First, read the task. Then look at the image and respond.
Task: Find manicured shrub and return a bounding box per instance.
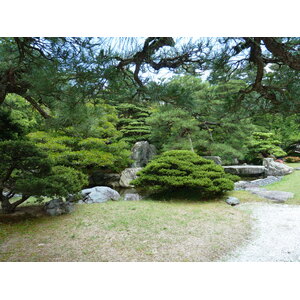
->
[131,150,235,197]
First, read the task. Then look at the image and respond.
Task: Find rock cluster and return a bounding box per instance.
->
[263,158,294,176]
[202,156,222,165]
[224,158,294,177]
[234,174,294,202]
[44,199,74,216]
[234,176,283,190]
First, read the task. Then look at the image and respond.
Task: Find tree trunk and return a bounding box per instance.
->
[0,194,29,214]
[0,196,15,214]
[187,133,195,153]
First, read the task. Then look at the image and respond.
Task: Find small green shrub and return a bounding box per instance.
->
[131,150,235,197]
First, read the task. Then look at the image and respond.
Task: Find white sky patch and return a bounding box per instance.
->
[139,67,211,84]
[265,64,274,73]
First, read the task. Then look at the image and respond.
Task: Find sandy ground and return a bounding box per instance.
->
[222,202,300,262]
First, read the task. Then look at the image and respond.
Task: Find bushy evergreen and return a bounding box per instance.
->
[28,102,132,173]
[246,132,287,162]
[131,150,236,196]
[116,103,151,144]
[147,106,199,152]
[0,140,87,213]
[147,77,257,163]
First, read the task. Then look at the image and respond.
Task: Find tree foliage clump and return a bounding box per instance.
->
[28,130,131,174]
[28,102,132,173]
[246,132,287,162]
[147,106,199,152]
[131,150,236,196]
[116,103,151,144]
[0,140,88,213]
[146,76,257,163]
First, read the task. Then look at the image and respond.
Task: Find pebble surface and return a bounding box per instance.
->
[223,202,300,262]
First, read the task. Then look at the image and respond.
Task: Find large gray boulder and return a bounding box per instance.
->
[44,199,74,216]
[224,165,266,176]
[81,186,120,203]
[263,158,294,176]
[131,141,157,167]
[202,156,222,165]
[119,167,142,188]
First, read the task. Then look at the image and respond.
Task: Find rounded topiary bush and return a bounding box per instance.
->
[131,150,237,197]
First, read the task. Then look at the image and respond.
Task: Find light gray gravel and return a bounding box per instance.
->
[222,202,300,262]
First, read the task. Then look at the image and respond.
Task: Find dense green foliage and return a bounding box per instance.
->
[245,132,287,162]
[131,150,237,196]
[0,140,87,213]
[147,76,257,164]
[116,103,151,144]
[147,106,199,152]
[28,102,132,173]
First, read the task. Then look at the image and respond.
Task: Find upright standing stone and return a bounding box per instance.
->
[131,141,157,167]
[119,168,142,188]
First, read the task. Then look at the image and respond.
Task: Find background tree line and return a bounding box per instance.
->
[1,37,300,212]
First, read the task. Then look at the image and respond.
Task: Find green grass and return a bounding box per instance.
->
[0,198,252,262]
[264,163,300,204]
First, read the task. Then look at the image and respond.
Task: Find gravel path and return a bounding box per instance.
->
[223,202,300,262]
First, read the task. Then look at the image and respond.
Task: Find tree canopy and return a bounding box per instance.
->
[2,37,300,117]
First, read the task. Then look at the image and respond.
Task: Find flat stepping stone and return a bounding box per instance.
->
[246,187,294,202]
[224,165,266,176]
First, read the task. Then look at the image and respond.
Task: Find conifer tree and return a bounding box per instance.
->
[116,103,151,144]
